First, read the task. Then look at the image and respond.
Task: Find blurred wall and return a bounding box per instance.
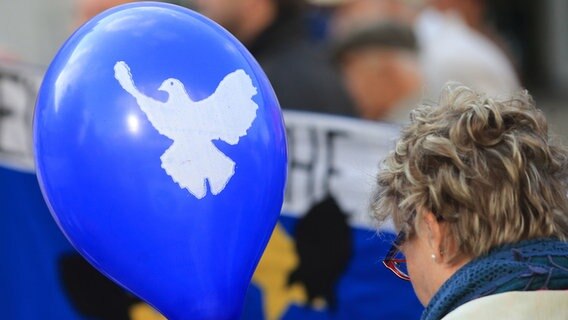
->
[0,0,75,66]
[545,0,568,91]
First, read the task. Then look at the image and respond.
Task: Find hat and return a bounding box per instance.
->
[331,21,418,64]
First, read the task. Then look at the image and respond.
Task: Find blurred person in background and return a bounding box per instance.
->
[416,0,520,98]
[373,83,568,319]
[196,0,355,116]
[75,0,133,25]
[328,0,520,98]
[332,20,422,122]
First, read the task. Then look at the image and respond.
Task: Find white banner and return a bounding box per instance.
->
[0,61,41,172]
[283,111,399,231]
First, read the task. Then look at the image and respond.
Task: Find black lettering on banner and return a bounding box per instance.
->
[0,65,39,157]
[322,129,348,196]
[285,122,348,207]
[285,125,319,203]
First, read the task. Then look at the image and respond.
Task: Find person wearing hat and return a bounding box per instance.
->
[333,21,422,122]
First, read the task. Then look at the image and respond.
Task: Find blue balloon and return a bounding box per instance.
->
[33,3,287,319]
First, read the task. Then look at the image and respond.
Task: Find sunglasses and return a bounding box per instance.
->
[382,230,410,281]
[383,211,444,280]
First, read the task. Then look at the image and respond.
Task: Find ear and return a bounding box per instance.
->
[422,211,444,257]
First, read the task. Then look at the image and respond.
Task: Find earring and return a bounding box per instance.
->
[431,253,436,261]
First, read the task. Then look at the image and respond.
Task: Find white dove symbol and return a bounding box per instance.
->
[114,61,259,199]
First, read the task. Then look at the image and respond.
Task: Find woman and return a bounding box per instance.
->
[373,84,568,319]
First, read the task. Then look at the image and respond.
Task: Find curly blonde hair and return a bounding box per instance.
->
[373,84,568,262]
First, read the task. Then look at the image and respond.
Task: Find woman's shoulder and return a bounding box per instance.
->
[442,290,568,320]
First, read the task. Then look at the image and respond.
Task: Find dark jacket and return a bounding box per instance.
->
[247,14,355,116]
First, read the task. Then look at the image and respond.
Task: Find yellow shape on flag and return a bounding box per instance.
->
[129,303,166,320]
[130,223,308,320]
[252,223,308,320]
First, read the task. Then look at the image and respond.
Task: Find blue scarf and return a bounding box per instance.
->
[421,238,568,320]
